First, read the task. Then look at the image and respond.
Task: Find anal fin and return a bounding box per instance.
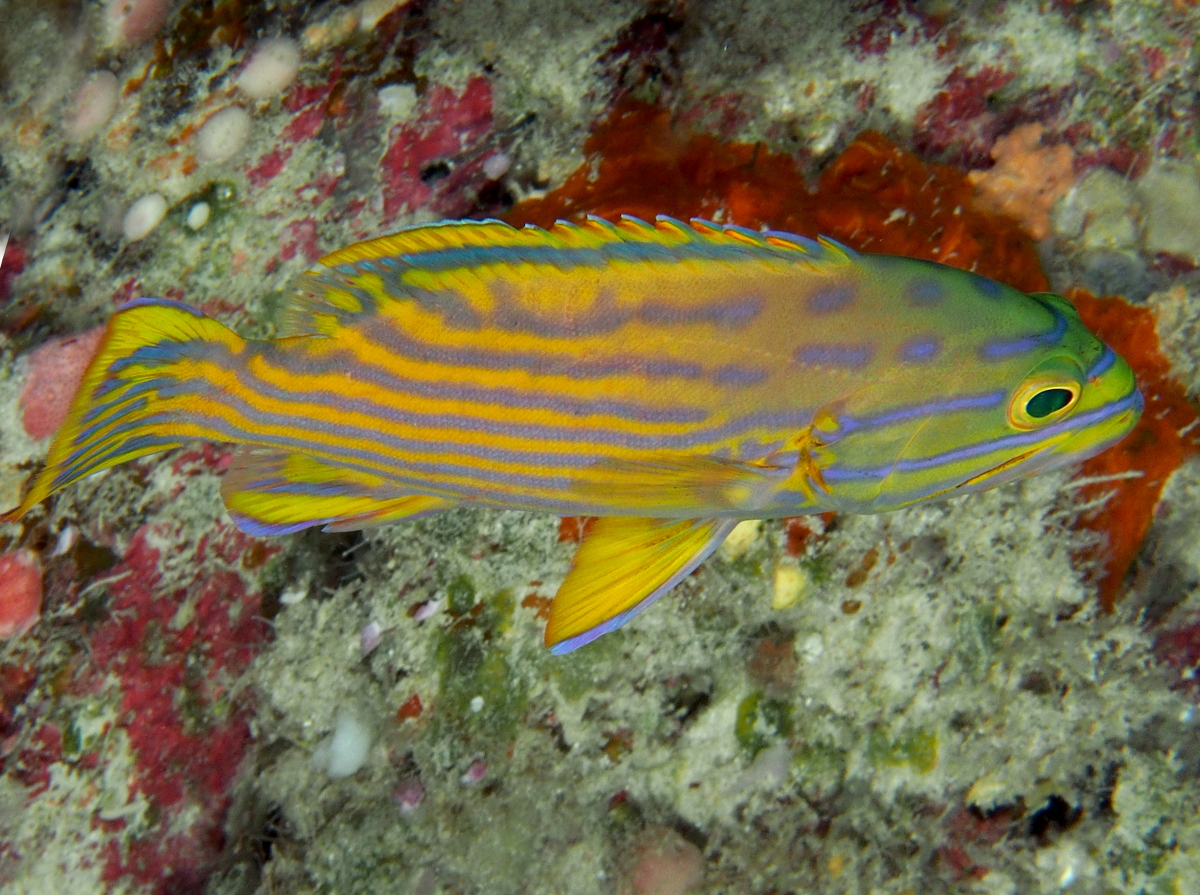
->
[545,516,737,654]
[220,446,453,535]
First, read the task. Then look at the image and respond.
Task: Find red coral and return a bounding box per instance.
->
[783,513,835,557]
[0,237,26,304]
[1068,290,1200,611]
[0,664,37,740]
[847,0,944,58]
[11,723,61,795]
[397,694,423,721]
[82,522,272,893]
[913,65,1016,165]
[279,218,322,263]
[378,76,493,221]
[169,443,234,478]
[1156,620,1200,693]
[508,101,1047,291]
[599,8,684,101]
[282,102,327,143]
[298,170,343,206]
[245,146,293,188]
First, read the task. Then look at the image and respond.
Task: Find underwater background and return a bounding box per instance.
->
[2,1,1200,893]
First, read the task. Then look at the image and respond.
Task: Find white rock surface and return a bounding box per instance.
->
[1136,160,1200,263]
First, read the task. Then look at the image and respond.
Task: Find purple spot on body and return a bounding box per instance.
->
[905,278,945,306]
[806,285,855,314]
[711,365,769,387]
[899,335,941,363]
[643,359,704,378]
[971,273,1004,298]
[979,335,1042,360]
[639,293,765,328]
[795,343,874,370]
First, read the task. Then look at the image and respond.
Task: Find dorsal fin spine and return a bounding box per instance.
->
[283,215,853,337]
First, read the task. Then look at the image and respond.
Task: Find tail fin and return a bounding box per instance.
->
[2,299,244,522]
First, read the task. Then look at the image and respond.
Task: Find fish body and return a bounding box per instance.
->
[4,216,1142,652]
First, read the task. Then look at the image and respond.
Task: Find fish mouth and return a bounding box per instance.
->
[954,444,1049,490]
[910,443,1055,505]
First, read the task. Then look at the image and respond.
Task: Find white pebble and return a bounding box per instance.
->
[66,71,120,142]
[314,713,372,778]
[412,597,444,622]
[377,83,417,119]
[185,202,211,230]
[771,561,808,610]
[460,758,486,785]
[122,193,168,241]
[195,106,252,163]
[105,0,169,47]
[731,741,791,795]
[279,582,308,605]
[237,37,301,100]
[469,695,484,713]
[482,152,511,181]
[719,519,762,560]
[359,620,382,656]
[53,525,79,557]
[359,0,408,31]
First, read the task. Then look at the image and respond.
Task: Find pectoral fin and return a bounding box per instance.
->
[221,446,453,535]
[545,516,737,654]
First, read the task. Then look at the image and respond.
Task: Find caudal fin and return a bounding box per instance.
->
[2,299,245,521]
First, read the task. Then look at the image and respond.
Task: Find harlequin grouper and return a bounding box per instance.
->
[3,216,1142,653]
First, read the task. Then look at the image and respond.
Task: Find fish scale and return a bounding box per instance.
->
[2,215,1141,653]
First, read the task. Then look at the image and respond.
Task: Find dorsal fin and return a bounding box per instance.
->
[279,216,852,337]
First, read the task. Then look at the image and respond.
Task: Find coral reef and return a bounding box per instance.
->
[967,123,1074,241]
[2,1,1200,894]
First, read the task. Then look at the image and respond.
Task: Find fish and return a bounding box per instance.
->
[2,215,1142,653]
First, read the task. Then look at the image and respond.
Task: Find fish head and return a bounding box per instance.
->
[824,289,1142,513]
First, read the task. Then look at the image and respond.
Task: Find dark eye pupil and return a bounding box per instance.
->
[1025,388,1073,419]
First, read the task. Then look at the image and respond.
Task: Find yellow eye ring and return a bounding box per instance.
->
[1008,378,1081,429]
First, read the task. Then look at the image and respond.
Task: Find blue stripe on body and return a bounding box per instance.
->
[249,347,811,452]
[824,388,1143,481]
[837,391,1007,434]
[1086,345,1115,378]
[978,305,1068,360]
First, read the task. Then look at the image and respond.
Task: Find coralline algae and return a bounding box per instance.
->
[0,551,42,638]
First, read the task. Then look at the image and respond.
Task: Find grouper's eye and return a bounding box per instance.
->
[1008,357,1083,430]
[1024,388,1075,418]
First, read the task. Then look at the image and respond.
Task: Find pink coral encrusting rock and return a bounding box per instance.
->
[625,827,705,895]
[88,520,276,891]
[105,0,170,47]
[0,551,42,639]
[967,123,1075,241]
[379,76,493,221]
[19,327,105,440]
